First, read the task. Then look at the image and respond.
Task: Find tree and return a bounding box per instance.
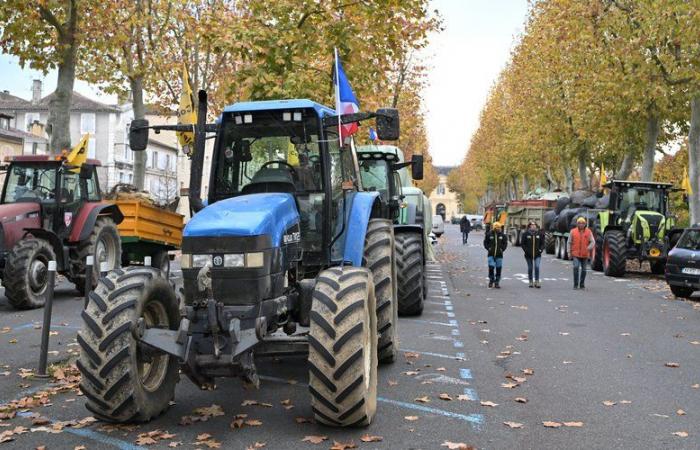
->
[0,0,80,153]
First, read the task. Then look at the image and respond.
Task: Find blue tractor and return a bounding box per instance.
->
[77,91,401,427]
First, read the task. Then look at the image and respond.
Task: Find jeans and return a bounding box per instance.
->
[525,256,541,281]
[462,231,469,243]
[573,257,588,287]
[488,256,503,281]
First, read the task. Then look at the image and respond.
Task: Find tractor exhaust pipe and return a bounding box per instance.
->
[189,90,208,214]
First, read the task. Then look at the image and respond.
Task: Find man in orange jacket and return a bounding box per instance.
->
[567,217,595,289]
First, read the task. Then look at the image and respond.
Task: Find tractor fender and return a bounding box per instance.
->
[69,203,124,243]
[341,191,380,266]
[22,228,67,271]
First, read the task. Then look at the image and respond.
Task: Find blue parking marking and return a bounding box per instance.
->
[447,312,455,318]
[459,368,472,379]
[453,340,464,348]
[451,329,460,336]
[463,388,479,401]
[377,397,484,429]
[445,305,453,311]
[399,349,466,360]
[12,322,80,331]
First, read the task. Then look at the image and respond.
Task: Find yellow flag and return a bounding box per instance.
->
[66,133,89,172]
[599,164,607,188]
[682,166,693,195]
[177,64,197,153]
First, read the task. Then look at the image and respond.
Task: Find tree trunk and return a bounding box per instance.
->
[564,166,574,193]
[131,76,147,190]
[641,114,659,181]
[617,152,634,180]
[522,176,529,195]
[512,176,519,200]
[689,95,700,224]
[47,29,77,154]
[577,145,589,190]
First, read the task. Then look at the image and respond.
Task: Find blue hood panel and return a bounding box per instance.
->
[184,193,299,247]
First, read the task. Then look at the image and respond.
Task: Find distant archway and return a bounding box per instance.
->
[436,203,446,220]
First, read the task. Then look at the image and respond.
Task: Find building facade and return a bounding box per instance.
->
[428,168,461,221]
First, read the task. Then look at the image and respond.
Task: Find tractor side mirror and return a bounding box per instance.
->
[129,119,150,151]
[411,154,424,180]
[376,108,400,141]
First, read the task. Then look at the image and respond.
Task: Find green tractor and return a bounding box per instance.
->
[356,145,430,316]
[592,180,682,277]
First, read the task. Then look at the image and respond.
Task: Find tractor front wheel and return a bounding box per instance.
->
[603,230,627,277]
[363,219,398,364]
[77,266,180,422]
[544,231,555,255]
[72,218,122,295]
[395,232,425,316]
[3,238,56,309]
[308,267,378,427]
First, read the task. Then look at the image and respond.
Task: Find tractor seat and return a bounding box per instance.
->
[241,168,297,195]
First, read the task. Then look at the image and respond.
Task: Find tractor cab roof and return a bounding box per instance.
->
[603,179,674,190]
[223,99,336,118]
[4,155,102,166]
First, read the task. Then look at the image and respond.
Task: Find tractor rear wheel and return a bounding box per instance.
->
[308,267,378,427]
[77,266,180,423]
[363,219,397,364]
[3,238,56,309]
[72,218,121,295]
[544,231,555,254]
[603,230,627,277]
[395,232,425,316]
[669,285,694,299]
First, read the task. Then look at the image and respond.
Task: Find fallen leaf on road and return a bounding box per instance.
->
[558,332,570,336]
[677,409,686,416]
[415,396,430,403]
[404,416,419,421]
[0,327,10,334]
[510,376,527,383]
[602,401,616,406]
[515,334,528,341]
[388,379,398,386]
[620,333,630,336]
[196,434,212,441]
[246,443,266,449]
[329,440,356,450]
[690,341,700,345]
[244,420,262,427]
[403,371,420,376]
[521,368,534,375]
[543,421,562,428]
[515,397,528,403]
[8,339,17,344]
[563,421,583,427]
[503,421,524,429]
[501,382,518,389]
[562,361,574,365]
[280,399,293,410]
[693,384,699,389]
[436,367,446,372]
[194,404,225,417]
[301,435,328,444]
[619,400,632,404]
[241,400,272,408]
[439,393,453,401]
[672,431,688,437]
[295,417,312,424]
[480,401,498,407]
[441,441,475,450]
[360,435,383,442]
[665,362,680,368]
[457,394,472,401]
[404,352,420,359]
[168,442,182,448]
[511,305,528,310]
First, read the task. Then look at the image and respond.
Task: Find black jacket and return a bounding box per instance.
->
[460,216,471,232]
[484,230,508,258]
[521,229,544,259]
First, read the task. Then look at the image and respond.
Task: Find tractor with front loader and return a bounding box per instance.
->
[592,180,683,277]
[78,91,402,427]
[0,156,123,308]
[356,145,429,316]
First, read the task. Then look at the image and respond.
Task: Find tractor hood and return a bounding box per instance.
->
[0,203,41,249]
[183,193,299,247]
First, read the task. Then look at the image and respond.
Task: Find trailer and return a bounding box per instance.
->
[114,199,184,272]
[505,199,556,246]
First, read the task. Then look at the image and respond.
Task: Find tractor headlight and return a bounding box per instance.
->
[245,252,264,268]
[224,254,245,267]
[192,254,212,267]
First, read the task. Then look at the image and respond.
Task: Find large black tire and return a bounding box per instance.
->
[591,226,604,272]
[152,250,171,274]
[603,230,627,277]
[3,238,56,309]
[363,220,398,364]
[395,232,425,316]
[308,267,377,427]
[650,260,665,275]
[669,285,694,299]
[554,235,562,259]
[545,231,555,255]
[77,266,180,423]
[71,217,122,295]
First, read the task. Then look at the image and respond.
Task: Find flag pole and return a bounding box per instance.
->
[334,48,343,148]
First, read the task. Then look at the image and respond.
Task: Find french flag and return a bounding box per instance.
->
[334,49,360,142]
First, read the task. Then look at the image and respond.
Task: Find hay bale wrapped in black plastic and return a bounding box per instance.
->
[569,190,594,206]
[567,208,597,229]
[595,194,610,209]
[555,196,570,214]
[543,210,557,231]
[582,194,598,208]
[556,208,580,232]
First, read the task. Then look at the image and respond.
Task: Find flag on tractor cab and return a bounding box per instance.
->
[682,166,693,195]
[333,49,359,144]
[369,127,378,142]
[177,64,197,155]
[599,164,607,189]
[66,133,89,172]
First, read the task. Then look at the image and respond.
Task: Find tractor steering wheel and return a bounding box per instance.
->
[35,185,54,199]
[261,160,297,177]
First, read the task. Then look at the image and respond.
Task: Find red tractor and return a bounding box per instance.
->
[0,156,123,309]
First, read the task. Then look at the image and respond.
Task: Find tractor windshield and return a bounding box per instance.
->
[359,160,389,197]
[1,164,58,204]
[618,188,664,216]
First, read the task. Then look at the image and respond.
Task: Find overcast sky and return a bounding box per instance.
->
[0,1,528,167]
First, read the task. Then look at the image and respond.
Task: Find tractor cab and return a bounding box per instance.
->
[605,180,674,245]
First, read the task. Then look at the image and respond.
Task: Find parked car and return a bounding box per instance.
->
[664,225,700,299]
[432,214,445,237]
[467,214,484,230]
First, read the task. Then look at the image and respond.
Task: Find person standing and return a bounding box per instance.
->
[521,221,544,288]
[484,222,508,288]
[460,215,471,244]
[567,217,595,289]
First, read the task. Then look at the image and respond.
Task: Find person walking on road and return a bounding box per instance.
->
[484,221,508,288]
[460,215,471,244]
[567,217,595,289]
[521,221,544,288]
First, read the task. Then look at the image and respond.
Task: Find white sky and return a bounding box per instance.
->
[0,1,529,167]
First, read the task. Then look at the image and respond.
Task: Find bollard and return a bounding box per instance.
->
[144,256,152,267]
[37,261,57,378]
[100,261,110,278]
[84,255,93,309]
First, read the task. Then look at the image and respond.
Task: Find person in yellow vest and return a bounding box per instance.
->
[567,217,595,289]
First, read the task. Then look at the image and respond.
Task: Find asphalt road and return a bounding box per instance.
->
[0,225,698,449]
